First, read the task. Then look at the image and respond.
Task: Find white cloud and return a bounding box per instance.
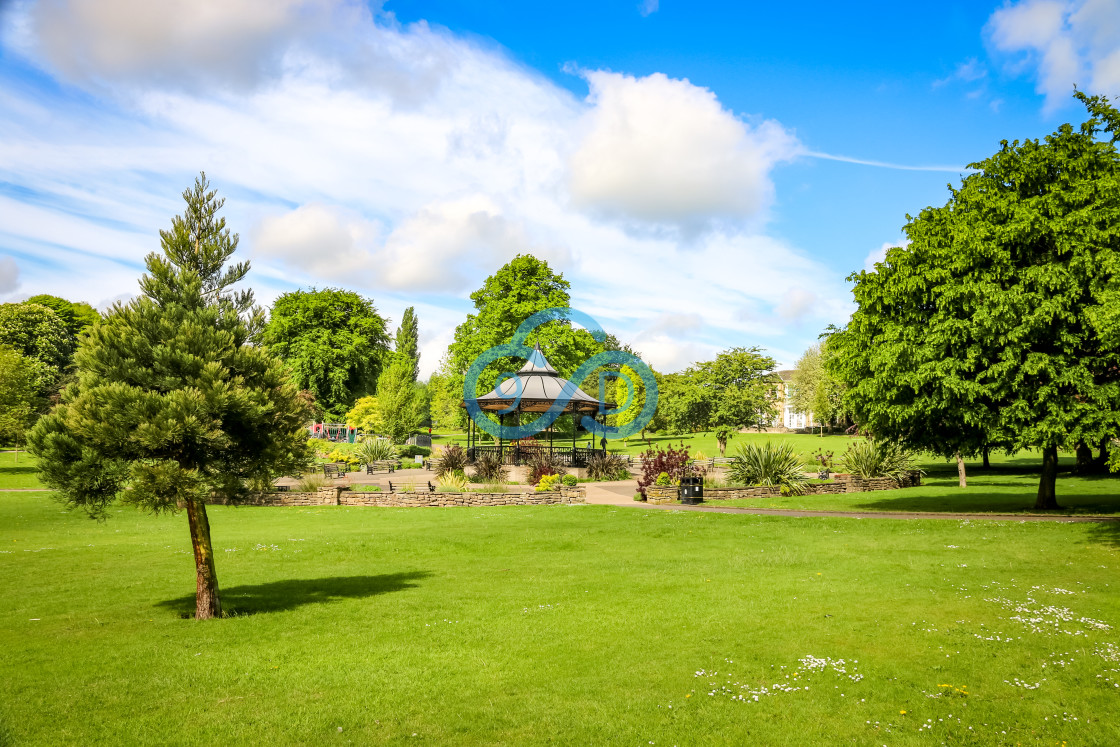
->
[568,71,800,230]
[639,0,659,17]
[987,0,1120,110]
[0,256,20,296]
[0,0,855,376]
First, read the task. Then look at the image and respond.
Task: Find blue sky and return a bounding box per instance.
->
[1,0,1117,376]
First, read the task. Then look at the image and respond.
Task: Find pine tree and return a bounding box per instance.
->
[395,306,420,383]
[28,174,312,619]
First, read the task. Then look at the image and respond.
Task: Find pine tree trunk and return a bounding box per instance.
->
[955,450,967,488]
[185,497,222,619]
[1034,445,1061,510]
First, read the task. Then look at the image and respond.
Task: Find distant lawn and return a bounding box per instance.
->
[0,450,42,489]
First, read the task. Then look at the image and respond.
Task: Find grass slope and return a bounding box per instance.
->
[2,492,1119,745]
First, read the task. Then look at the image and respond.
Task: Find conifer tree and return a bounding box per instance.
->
[395,306,420,383]
[28,173,312,619]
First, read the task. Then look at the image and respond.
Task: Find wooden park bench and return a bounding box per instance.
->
[387,480,437,493]
[321,463,347,479]
[365,460,398,475]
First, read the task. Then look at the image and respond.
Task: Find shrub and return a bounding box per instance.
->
[535,473,561,492]
[636,444,691,498]
[586,452,629,481]
[728,441,809,495]
[398,445,431,458]
[526,449,566,485]
[327,449,361,468]
[655,471,672,486]
[433,444,468,477]
[561,474,578,487]
[356,438,395,464]
[471,449,508,483]
[437,472,468,492]
[838,439,922,480]
[296,474,329,492]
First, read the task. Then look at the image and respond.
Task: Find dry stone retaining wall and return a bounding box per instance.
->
[648,470,922,502]
[225,486,586,508]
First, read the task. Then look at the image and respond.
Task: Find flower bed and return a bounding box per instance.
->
[218,486,586,507]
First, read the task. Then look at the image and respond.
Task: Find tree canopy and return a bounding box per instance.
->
[790,340,845,432]
[395,306,420,383]
[829,92,1120,508]
[446,254,602,412]
[28,173,312,619]
[25,295,100,340]
[262,288,390,420]
[0,302,72,375]
[0,346,45,456]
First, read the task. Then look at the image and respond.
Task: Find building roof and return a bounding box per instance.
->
[466,343,612,414]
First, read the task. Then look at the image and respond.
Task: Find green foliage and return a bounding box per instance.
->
[657,348,778,436]
[433,444,468,477]
[561,473,578,487]
[447,254,603,402]
[375,354,427,443]
[262,288,390,420]
[837,439,921,480]
[345,396,382,433]
[728,441,809,495]
[26,173,313,619]
[585,451,628,481]
[829,92,1120,507]
[0,302,72,384]
[0,346,45,451]
[526,449,566,485]
[471,449,507,483]
[356,438,396,464]
[395,306,420,382]
[790,340,845,428]
[326,449,361,469]
[25,295,100,339]
[398,445,431,458]
[296,474,329,492]
[655,471,671,486]
[427,364,464,430]
[437,471,468,492]
[535,473,561,492]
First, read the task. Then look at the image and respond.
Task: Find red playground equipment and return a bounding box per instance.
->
[309,422,357,443]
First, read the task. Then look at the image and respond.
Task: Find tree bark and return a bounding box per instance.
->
[955,449,967,488]
[1098,436,1110,467]
[1075,440,1093,473]
[185,497,222,619]
[717,438,727,457]
[982,446,990,470]
[1034,445,1062,510]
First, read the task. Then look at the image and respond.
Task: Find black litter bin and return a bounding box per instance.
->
[679,476,704,504]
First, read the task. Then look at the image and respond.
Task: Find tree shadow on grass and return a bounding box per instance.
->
[155,571,430,617]
[844,487,1120,515]
[0,465,40,476]
[1084,520,1120,550]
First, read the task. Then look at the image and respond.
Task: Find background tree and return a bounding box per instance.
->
[345,395,383,434]
[0,302,72,378]
[427,357,464,430]
[262,289,390,420]
[0,346,45,460]
[25,295,100,340]
[829,92,1120,507]
[28,174,312,619]
[395,306,420,382]
[373,355,427,443]
[447,254,602,405]
[790,339,845,434]
[693,347,779,454]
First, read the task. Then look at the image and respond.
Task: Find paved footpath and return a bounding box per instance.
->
[580,480,1117,522]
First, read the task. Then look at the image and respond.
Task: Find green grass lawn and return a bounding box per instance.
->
[0,450,43,489]
[3,491,1119,745]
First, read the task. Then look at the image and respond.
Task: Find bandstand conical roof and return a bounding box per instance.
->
[467,343,613,414]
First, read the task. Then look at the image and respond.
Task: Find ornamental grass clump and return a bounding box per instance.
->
[433,444,468,477]
[586,452,629,481]
[838,439,921,480]
[728,441,809,495]
[436,472,468,493]
[356,437,395,464]
[471,449,508,483]
[527,450,566,485]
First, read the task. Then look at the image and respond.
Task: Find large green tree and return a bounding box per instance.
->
[0,346,45,460]
[830,92,1120,507]
[262,289,390,420]
[447,254,602,405]
[25,295,100,340]
[0,302,72,375]
[395,306,420,383]
[28,174,313,619]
